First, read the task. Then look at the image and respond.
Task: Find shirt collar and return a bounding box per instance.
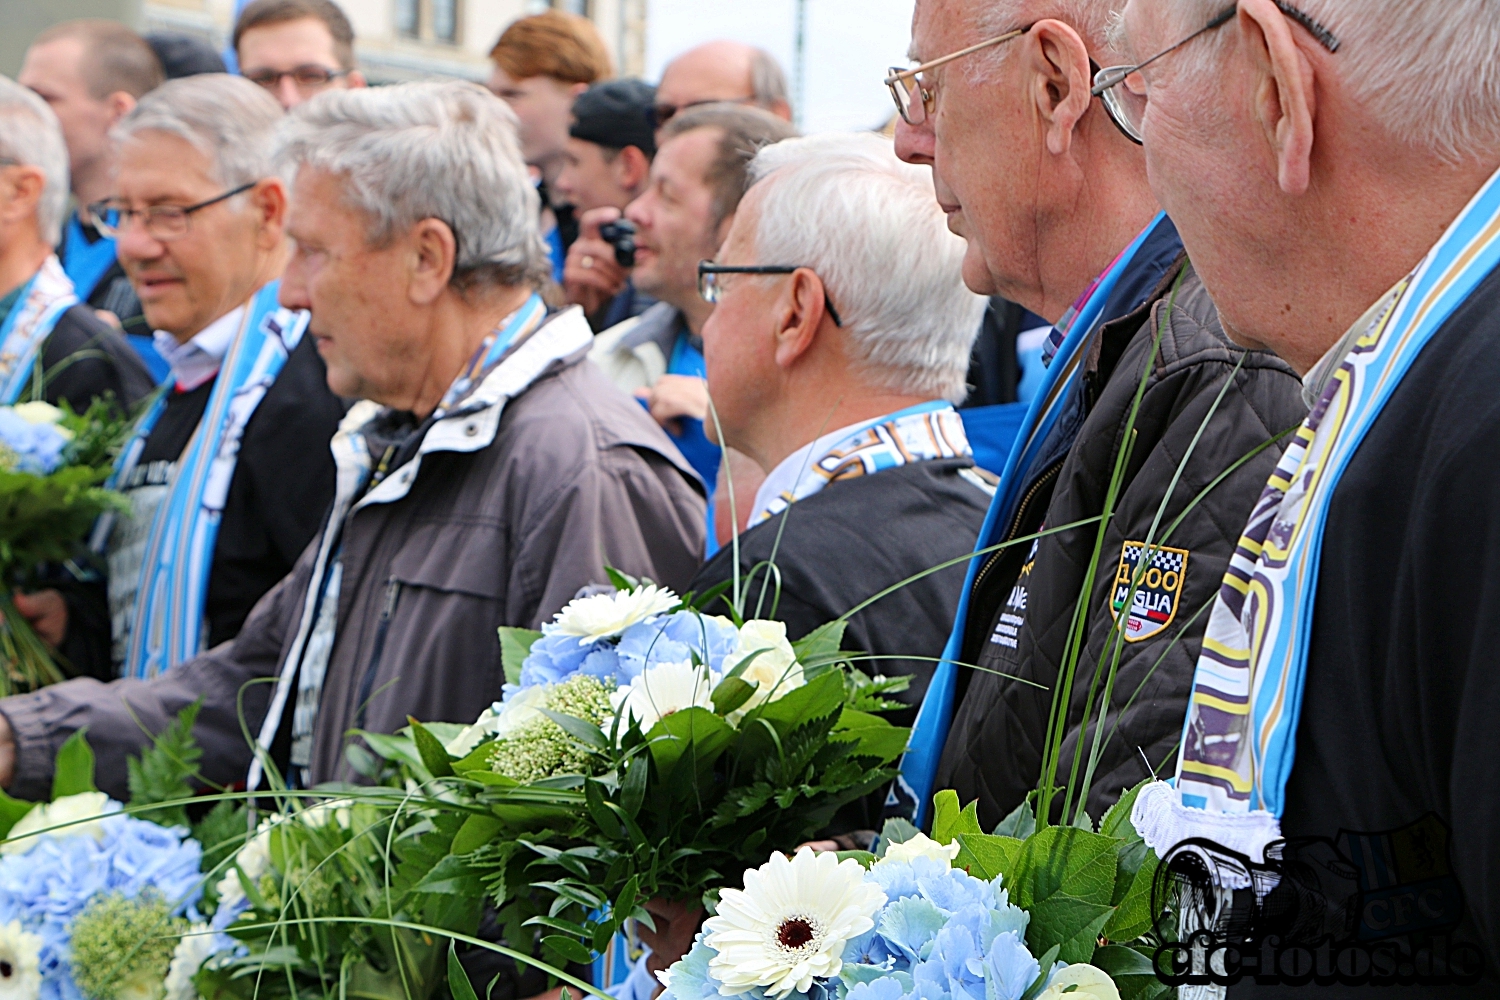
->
[153,305,245,392]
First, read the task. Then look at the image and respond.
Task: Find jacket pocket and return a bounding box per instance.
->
[387,519,507,599]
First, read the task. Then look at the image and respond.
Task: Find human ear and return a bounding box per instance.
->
[1241,0,1316,195]
[251,178,289,249]
[616,146,651,195]
[772,269,827,370]
[408,218,458,304]
[0,166,44,225]
[1028,19,1094,157]
[104,91,136,127]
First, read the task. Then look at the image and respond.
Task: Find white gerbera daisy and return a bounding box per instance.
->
[546,585,680,644]
[611,661,719,735]
[722,620,805,723]
[1,791,116,855]
[704,847,886,999]
[875,831,961,868]
[0,919,42,1000]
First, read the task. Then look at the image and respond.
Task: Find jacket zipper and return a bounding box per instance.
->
[970,460,1065,597]
[353,577,401,730]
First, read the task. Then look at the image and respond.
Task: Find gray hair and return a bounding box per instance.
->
[114,74,282,188]
[0,75,68,246]
[1174,0,1500,163]
[749,48,789,110]
[970,0,1126,80]
[747,133,986,402]
[275,81,548,292]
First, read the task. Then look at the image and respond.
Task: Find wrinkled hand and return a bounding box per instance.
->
[635,375,709,437]
[564,207,630,317]
[13,590,67,648]
[637,897,705,990]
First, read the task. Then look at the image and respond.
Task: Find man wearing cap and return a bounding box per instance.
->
[558,79,658,331]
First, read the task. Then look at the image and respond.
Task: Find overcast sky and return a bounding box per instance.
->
[645,0,916,133]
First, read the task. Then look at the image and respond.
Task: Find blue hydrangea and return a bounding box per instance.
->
[515,610,740,700]
[0,409,69,475]
[0,811,205,1000]
[518,631,611,688]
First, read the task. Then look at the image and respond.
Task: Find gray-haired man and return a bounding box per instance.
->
[0,81,705,803]
[1115,0,1500,988]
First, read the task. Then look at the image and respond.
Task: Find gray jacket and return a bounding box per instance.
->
[1,308,707,799]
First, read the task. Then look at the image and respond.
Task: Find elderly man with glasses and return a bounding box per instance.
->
[1112,1,1500,989]
[886,0,1307,834]
[11,75,345,686]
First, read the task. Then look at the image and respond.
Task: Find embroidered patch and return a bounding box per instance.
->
[1111,541,1189,643]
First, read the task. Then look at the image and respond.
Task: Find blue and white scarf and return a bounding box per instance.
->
[749,401,972,528]
[59,216,119,303]
[1133,165,1500,865]
[0,256,78,404]
[116,281,308,679]
[897,214,1169,826]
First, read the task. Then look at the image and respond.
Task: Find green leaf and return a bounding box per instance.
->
[1026,894,1113,965]
[584,780,624,839]
[448,941,479,1000]
[52,729,96,798]
[1099,780,1150,840]
[835,850,876,869]
[539,708,608,751]
[1093,944,1173,1000]
[993,798,1037,839]
[498,627,543,687]
[0,789,35,840]
[645,707,735,785]
[604,567,642,592]
[1103,847,1160,943]
[1008,826,1119,909]
[620,754,647,819]
[878,816,919,854]
[451,813,506,855]
[710,676,757,716]
[408,718,455,777]
[930,789,961,844]
[542,935,594,965]
[126,701,203,827]
[791,620,847,675]
[415,854,487,895]
[954,833,1021,882]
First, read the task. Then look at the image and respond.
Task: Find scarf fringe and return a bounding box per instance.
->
[1132,780,1281,883]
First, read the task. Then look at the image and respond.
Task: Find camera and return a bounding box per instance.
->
[598,219,637,268]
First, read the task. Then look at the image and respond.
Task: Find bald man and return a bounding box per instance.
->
[652,40,792,131]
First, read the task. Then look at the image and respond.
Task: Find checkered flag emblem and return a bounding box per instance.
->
[1122,543,1184,574]
[1113,541,1190,642]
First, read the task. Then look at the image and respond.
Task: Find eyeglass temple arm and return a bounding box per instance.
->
[884,25,1030,84]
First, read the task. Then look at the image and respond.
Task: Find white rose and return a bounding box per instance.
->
[1,791,116,855]
[875,831,962,868]
[164,926,223,1000]
[11,402,72,440]
[723,620,804,723]
[1037,964,1121,1000]
[215,821,274,910]
[546,585,680,644]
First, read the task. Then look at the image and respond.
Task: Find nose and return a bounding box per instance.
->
[894,114,935,166]
[275,76,303,110]
[624,193,649,231]
[114,222,167,266]
[279,251,312,311]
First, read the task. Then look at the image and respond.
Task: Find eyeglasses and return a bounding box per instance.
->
[650,95,758,130]
[1091,1,1340,144]
[243,64,348,93]
[698,262,844,327]
[88,182,257,241]
[884,24,1033,126]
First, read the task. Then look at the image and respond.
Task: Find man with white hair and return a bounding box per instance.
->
[889,0,1307,832]
[1113,1,1500,988]
[689,130,991,794]
[10,75,344,686]
[0,81,706,805]
[0,75,152,418]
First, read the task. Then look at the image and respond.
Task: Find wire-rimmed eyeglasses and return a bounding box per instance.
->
[1091,1,1341,144]
[88,181,257,241]
[698,262,844,327]
[883,23,1033,126]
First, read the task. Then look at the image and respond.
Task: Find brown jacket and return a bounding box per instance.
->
[0,308,706,799]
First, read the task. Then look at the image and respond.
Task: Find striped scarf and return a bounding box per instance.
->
[1134,164,1500,864]
[118,282,307,678]
[0,256,77,404]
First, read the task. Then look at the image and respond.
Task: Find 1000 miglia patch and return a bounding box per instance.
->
[1111,541,1189,642]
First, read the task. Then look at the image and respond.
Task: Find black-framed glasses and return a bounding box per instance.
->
[698,262,844,327]
[884,24,1033,126]
[88,181,257,241]
[243,64,348,92]
[1091,1,1340,144]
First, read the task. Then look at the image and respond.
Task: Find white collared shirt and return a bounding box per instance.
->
[152,305,244,391]
[750,416,884,522]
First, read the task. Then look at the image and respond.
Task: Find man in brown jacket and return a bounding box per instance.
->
[0,81,706,799]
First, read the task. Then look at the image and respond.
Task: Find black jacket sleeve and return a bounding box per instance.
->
[41,306,157,414]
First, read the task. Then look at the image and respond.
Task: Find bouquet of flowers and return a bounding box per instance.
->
[658,782,1170,1000]
[357,580,912,975]
[0,399,129,694]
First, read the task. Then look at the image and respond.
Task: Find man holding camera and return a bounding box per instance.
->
[558,79,657,331]
[588,104,796,533]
